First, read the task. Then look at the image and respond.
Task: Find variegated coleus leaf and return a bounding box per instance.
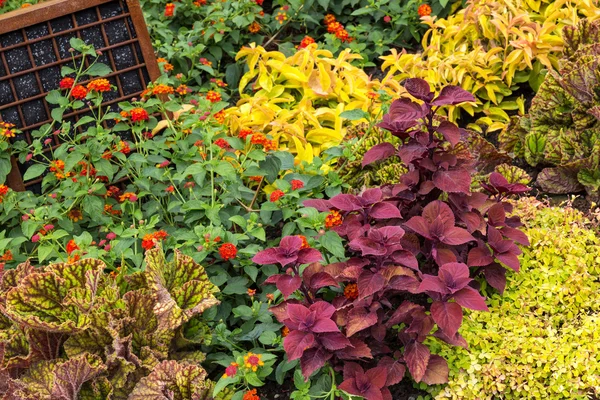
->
[2,259,105,333]
[128,360,213,400]
[144,249,220,330]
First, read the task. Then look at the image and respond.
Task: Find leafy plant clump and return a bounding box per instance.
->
[0,248,219,399]
[500,19,600,197]
[254,78,530,397]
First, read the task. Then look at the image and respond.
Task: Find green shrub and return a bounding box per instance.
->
[426,198,600,399]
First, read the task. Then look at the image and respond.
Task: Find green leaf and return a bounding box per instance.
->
[86,63,112,77]
[340,109,368,121]
[259,155,282,183]
[52,107,65,122]
[212,376,237,398]
[82,196,103,217]
[229,215,247,228]
[46,90,63,105]
[245,372,264,387]
[222,276,249,295]
[259,330,277,345]
[37,243,54,263]
[23,164,46,181]
[320,231,345,259]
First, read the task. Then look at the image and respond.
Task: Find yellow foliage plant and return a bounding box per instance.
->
[426,198,600,399]
[225,43,403,165]
[380,0,600,133]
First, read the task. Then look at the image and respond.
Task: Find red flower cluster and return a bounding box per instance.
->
[59,77,74,89]
[0,250,12,262]
[0,184,9,204]
[130,108,149,122]
[243,389,260,400]
[71,85,88,100]
[219,243,237,260]
[323,14,352,43]
[141,230,168,251]
[66,239,79,255]
[238,128,253,140]
[418,3,432,16]
[214,138,229,149]
[270,189,284,202]
[206,90,222,103]
[165,3,175,17]
[291,179,304,190]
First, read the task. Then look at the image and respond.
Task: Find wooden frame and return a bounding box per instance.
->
[1,0,160,191]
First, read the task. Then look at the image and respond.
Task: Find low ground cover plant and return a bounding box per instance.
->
[428,199,600,399]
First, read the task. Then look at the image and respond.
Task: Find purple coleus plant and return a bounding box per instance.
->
[259,78,530,399]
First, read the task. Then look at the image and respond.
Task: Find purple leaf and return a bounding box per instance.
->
[360,188,383,204]
[388,275,420,293]
[423,201,455,225]
[404,78,434,102]
[297,248,323,265]
[252,248,281,265]
[397,142,427,164]
[484,264,507,294]
[309,272,339,290]
[319,332,352,350]
[432,86,476,106]
[346,307,378,337]
[336,338,373,359]
[433,169,472,193]
[404,341,431,382]
[442,227,475,245]
[300,347,332,380]
[487,203,506,227]
[312,317,340,333]
[302,199,332,212]
[495,252,520,272]
[433,330,468,349]
[430,301,462,338]
[386,301,424,327]
[378,357,406,386]
[277,275,302,299]
[467,247,493,267]
[357,270,386,300]
[500,226,530,246]
[284,330,315,360]
[330,194,364,212]
[309,301,337,319]
[453,287,489,311]
[362,143,397,167]
[370,202,402,219]
[436,121,461,147]
[418,275,448,294]
[387,98,428,121]
[421,355,449,385]
[404,216,432,239]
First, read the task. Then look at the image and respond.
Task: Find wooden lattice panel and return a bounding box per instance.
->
[2,0,160,192]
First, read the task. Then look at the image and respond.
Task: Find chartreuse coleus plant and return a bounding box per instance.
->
[500,19,600,196]
[0,248,219,399]
[225,43,403,165]
[427,199,600,399]
[380,0,600,133]
[250,79,530,398]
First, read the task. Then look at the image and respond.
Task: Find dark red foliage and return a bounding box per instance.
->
[259,78,530,397]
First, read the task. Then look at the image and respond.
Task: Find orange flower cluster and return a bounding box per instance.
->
[0,250,12,262]
[238,128,253,140]
[249,132,276,150]
[119,192,138,203]
[0,122,16,138]
[297,235,310,249]
[71,85,88,100]
[176,84,188,95]
[325,210,343,228]
[0,184,9,203]
[323,14,352,43]
[297,35,315,49]
[418,3,432,17]
[281,326,289,337]
[275,11,287,24]
[104,204,122,216]
[152,84,175,95]
[50,159,73,180]
[165,3,175,17]
[248,21,261,33]
[141,230,168,250]
[206,90,222,103]
[243,389,260,400]
[213,110,225,124]
[87,78,112,93]
[194,0,207,5]
[66,239,79,255]
[130,108,149,122]
[344,282,358,300]
[199,57,212,66]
